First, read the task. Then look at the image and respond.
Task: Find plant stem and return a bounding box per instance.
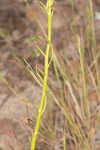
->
[30,1,53,150]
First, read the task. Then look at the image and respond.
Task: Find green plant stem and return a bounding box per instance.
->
[76,35,89,118]
[30,1,53,150]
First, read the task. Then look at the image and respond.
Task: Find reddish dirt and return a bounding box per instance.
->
[0,0,100,150]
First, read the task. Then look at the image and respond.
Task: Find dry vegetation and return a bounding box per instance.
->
[1,0,100,150]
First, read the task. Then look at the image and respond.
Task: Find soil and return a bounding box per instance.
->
[0,0,100,150]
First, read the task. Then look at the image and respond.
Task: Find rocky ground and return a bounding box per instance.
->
[0,0,100,150]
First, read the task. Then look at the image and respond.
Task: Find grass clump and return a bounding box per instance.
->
[0,0,100,150]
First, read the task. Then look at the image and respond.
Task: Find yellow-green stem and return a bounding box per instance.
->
[89,0,100,96]
[30,1,53,150]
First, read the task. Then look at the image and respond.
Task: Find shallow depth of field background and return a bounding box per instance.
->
[0,0,100,150]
